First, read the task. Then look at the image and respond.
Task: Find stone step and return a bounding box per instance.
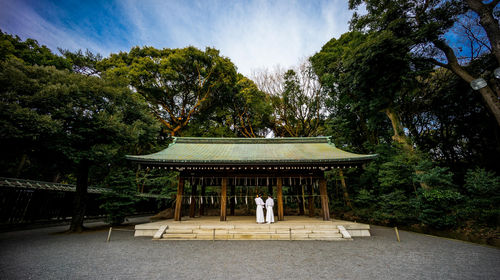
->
[232,233,273,240]
[157,232,347,240]
[199,225,234,230]
[165,229,194,234]
[308,233,343,238]
[161,233,197,239]
[192,229,229,234]
[310,230,340,234]
[228,231,274,234]
[139,228,342,237]
[196,234,233,240]
[134,229,157,237]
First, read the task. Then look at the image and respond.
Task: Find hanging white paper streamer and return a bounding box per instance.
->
[189,196,192,204]
[211,196,214,204]
[235,196,237,204]
[245,196,248,205]
[200,196,203,204]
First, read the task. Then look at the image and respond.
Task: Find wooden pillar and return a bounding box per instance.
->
[199,183,206,216]
[174,177,184,221]
[277,177,284,221]
[220,178,227,221]
[189,183,197,218]
[308,184,314,217]
[230,184,235,216]
[319,178,330,221]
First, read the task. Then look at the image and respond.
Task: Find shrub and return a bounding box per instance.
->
[99,169,140,225]
[372,190,417,225]
[461,168,500,226]
[416,188,463,229]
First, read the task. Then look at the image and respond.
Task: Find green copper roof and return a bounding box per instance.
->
[126,137,376,166]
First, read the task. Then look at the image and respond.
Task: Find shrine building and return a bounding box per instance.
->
[127,137,376,222]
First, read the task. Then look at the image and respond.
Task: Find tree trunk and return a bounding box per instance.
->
[385,107,430,189]
[467,0,500,64]
[15,153,28,178]
[384,107,412,148]
[69,159,89,232]
[174,177,184,221]
[338,169,353,209]
[433,39,500,126]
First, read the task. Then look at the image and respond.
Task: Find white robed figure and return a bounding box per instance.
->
[265,195,275,224]
[255,194,265,223]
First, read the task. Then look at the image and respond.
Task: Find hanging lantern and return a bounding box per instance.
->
[470,78,487,90]
[494,67,500,79]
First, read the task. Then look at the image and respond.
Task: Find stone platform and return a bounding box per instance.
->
[134,216,370,241]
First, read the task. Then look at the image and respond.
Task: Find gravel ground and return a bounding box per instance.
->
[0,219,499,280]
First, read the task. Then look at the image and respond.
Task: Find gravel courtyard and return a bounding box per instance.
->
[0,218,499,280]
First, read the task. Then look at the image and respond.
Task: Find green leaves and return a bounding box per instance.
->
[0,56,159,174]
[461,168,500,225]
[98,46,238,136]
[465,168,500,195]
[99,168,141,225]
[416,188,463,229]
[0,31,71,70]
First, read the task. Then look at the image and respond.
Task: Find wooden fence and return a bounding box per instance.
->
[0,177,167,227]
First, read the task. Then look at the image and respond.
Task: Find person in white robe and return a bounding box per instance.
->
[255,194,265,223]
[265,195,275,224]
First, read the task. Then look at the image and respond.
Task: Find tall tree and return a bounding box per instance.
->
[311,31,418,148]
[252,61,326,137]
[348,0,500,126]
[0,30,71,70]
[229,74,272,137]
[98,46,238,136]
[59,48,102,76]
[0,58,159,232]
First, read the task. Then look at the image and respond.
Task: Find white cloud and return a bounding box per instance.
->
[1,0,353,76]
[118,0,353,76]
[0,0,114,56]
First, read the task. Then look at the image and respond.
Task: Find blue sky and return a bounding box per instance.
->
[0,0,354,75]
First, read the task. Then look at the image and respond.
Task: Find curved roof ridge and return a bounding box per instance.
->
[174,136,331,144]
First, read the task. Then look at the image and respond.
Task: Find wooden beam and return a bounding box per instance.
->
[174,177,184,221]
[189,183,197,218]
[179,171,325,178]
[277,177,284,221]
[220,177,227,221]
[199,183,206,216]
[308,184,314,217]
[230,184,235,216]
[319,178,330,221]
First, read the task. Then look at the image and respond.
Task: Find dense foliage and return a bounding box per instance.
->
[0,0,499,239]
